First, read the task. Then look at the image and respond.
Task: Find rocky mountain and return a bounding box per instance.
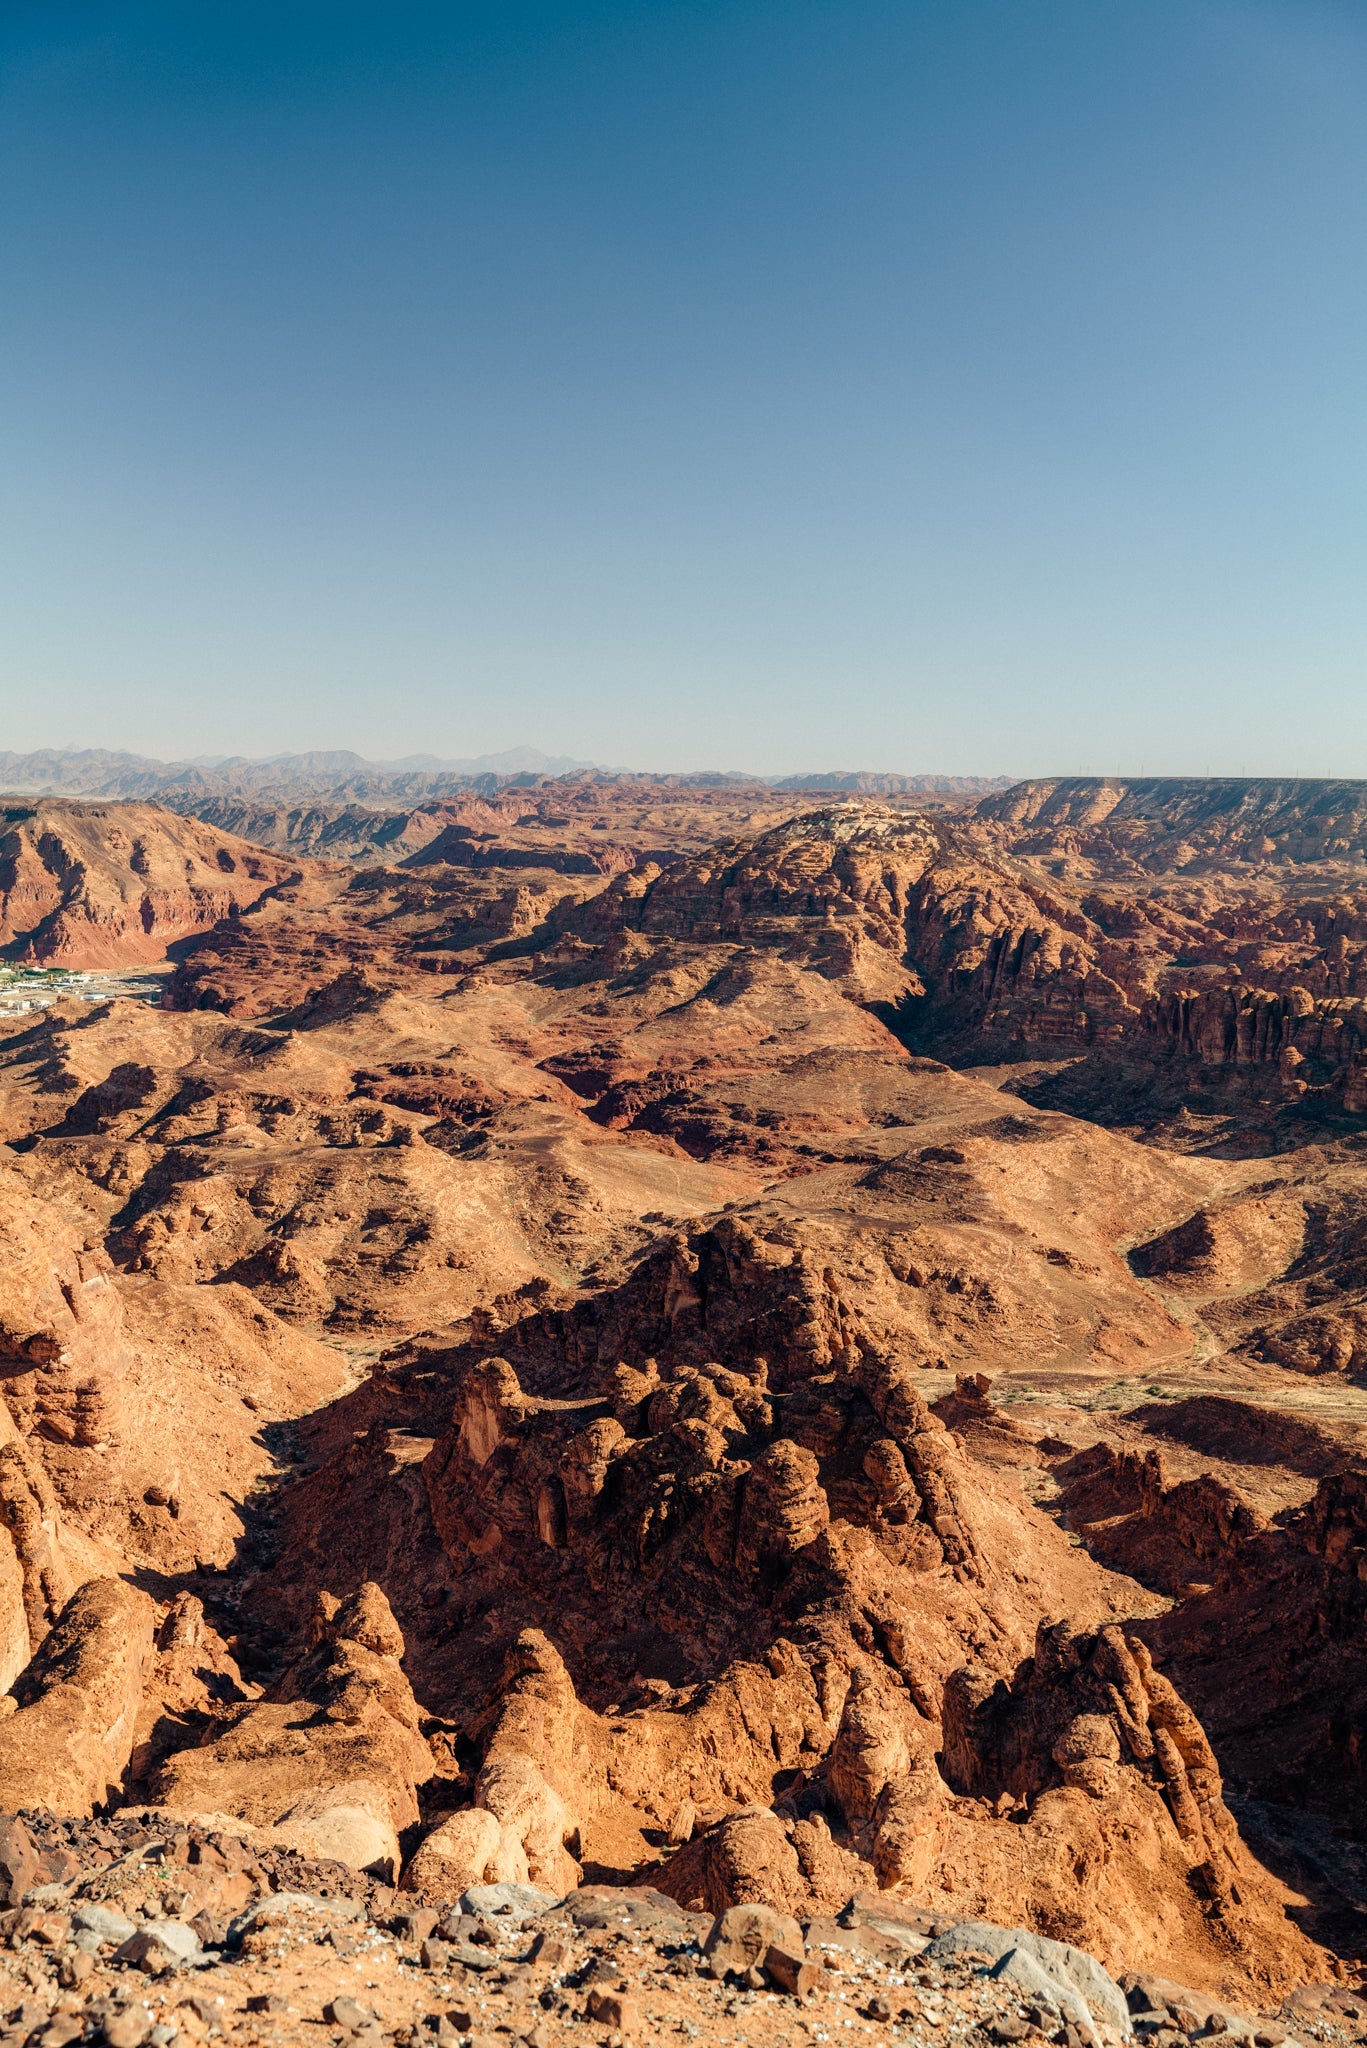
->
[776,772,1013,795]
[0,747,1009,809]
[0,779,1366,2046]
[0,749,599,800]
[931,781,1367,1144]
[175,785,821,873]
[979,776,1367,872]
[176,779,1011,871]
[0,800,305,966]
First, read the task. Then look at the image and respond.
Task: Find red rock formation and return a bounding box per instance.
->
[978,775,1367,874]
[1055,1444,1264,1596]
[1139,1466,1367,1832]
[0,798,305,965]
[923,1617,1314,1989]
[0,782,1362,2005]
[151,1582,432,1877]
[0,1577,155,1814]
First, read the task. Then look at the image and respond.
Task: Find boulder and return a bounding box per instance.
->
[459,1883,561,1922]
[925,1920,1131,2042]
[403,1807,529,1894]
[114,1921,205,1975]
[0,1815,39,1906]
[704,1902,804,1979]
[272,1781,401,1880]
[659,1807,810,1919]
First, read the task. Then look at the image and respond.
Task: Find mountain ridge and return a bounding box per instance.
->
[0,745,1011,803]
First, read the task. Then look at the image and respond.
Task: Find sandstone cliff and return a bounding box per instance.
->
[0,798,306,966]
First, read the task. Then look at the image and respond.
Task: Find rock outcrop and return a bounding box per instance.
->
[1055,1444,1264,1596]
[0,1164,130,1454]
[0,1576,155,1813]
[1137,1468,1367,1833]
[469,1631,585,1893]
[977,775,1367,873]
[152,1584,431,1876]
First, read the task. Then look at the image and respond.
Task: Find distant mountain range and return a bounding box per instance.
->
[0,747,1012,803]
[180,746,599,777]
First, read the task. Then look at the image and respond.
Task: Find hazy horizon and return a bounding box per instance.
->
[13,740,1367,795]
[4,1,1367,776]
[0,739,1017,786]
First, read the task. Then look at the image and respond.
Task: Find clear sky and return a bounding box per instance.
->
[3,0,1366,778]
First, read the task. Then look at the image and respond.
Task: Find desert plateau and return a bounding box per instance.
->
[0,768,1364,2048]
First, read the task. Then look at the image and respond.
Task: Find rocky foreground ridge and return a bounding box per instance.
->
[1,782,1367,2044]
[0,1805,1352,2048]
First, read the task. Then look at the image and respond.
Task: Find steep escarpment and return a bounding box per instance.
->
[977,776,1367,874]
[929,782,1367,1134]
[1130,1469,1367,1833]
[0,799,306,966]
[904,856,1367,1134]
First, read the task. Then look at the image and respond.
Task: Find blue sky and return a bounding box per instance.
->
[3,0,1366,776]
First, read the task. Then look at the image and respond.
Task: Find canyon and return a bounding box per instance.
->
[2,774,1367,2048]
